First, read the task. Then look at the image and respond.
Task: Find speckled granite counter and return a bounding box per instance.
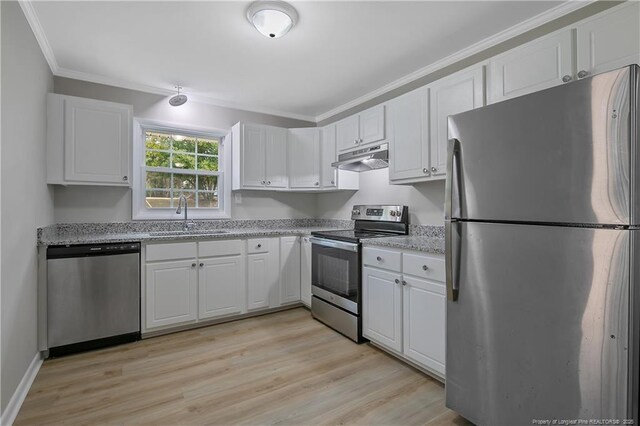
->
[38,219,353,246]
[361,223,445,255]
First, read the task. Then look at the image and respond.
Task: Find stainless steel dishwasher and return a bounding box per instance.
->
[46,242,141,356]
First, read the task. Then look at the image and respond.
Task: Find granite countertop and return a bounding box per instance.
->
[361,235,445,255]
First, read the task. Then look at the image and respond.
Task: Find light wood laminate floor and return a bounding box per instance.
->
[15,308,470,425]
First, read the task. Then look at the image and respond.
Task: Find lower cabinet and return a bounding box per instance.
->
[246,238,279,311]
[300,236,312,307]
[362,247,446,379]
[199,254,246,320]
[146,259,198,329]
[280,236,302,304]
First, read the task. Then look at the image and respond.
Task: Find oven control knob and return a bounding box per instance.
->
[390,211,396,216]
[396,210,402,217]
[352,209,360,215]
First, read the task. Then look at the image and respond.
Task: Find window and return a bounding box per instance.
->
[132,121,231,220]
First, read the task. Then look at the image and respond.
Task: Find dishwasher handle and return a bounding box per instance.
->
[47,242,141,259]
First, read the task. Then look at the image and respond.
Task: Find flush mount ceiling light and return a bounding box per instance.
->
[246,0,298,39]
[168,85,188,107]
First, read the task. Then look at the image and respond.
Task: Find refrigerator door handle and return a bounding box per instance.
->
[445,138,460,301]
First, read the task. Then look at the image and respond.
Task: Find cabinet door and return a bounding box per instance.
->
[430,65,485,177]
[488,30,573,104]
[336,115,360,152]
[64,97,131,184]
[241,123,266,188]
[403,275,446,376]
[576,2,640,78]
[280,236,301,304]
[265,126,288,188]
[288,128,320,189]
[359,104,385,145]
[247,249,279,311]
[198,255,245,320]
[388,87,430,182]
[321,125,337,188]
[300,236,312,307]
[146,260,197,329]
[362,266,402,352]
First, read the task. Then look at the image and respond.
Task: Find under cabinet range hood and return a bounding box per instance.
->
[331,144,389,172]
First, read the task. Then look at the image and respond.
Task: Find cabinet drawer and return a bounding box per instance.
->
[146,242,197,262]
[403,252,445,282]
[199,240,243,258]
[247,238,270,254]
[363,247,401,272]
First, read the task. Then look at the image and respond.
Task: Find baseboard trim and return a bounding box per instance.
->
[1,352,43,426]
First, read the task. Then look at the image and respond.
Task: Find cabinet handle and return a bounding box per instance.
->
[562,75,572,83]
[257,243,262,248]
[422,168,429,174]
[376,256,382,262]
[261,180,266,185]
[267,181,271,185]
[191,263,196,268]
[431,167,437,172]
[394,278,400,284]
[422,265,429,271]
[199,262,204,267]
[122,176,128,181]
[402,280,407,286]
[577,70,589,79]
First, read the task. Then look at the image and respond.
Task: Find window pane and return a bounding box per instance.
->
[145,132,171,150]
[176,191,196,208]
[146,171,171,190]
[197,175,218,191]
[145,150,170,168]
[174,174,196,190]
[198,155,218,171]
[172,153,196,170]
[145,190,172,208]
[198,192,218,208]
[172,137,196,153]
[197,139,219,155]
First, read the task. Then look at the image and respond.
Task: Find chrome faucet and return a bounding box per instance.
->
[176,194,195,231]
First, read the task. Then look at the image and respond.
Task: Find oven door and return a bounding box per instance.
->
[310,237,360,314]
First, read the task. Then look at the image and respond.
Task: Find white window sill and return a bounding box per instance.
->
[132,209,231,221]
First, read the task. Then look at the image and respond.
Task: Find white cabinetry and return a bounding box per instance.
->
[387,87,430,182]
[300,236,312,308]
[320,124,359,191]
[362,246,446,379]
[47,93,132,186]
[146,260,198,329]
[288,128,321,189]
[198,251,245,321]
[575,2,640,79]
[232,123,288,190]
[280,236,301,304]
[336,105,385,152]
[488,30,573,104]
[246,238,280,311]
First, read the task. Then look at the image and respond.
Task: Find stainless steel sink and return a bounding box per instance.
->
[149,230,229,237]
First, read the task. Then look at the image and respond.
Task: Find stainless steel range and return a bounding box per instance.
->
[310,205,408,342]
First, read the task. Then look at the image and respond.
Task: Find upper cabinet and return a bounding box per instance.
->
[47,94,132,186]
[288,128,321,189]
[231,122,288,190]
[575,1,640,79]
[336,104,385,152]
[320,124,359,191]
[488,30,573,104]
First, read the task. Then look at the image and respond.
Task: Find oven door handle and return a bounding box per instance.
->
[309,237,359,252]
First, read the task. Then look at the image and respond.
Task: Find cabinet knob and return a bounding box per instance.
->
[562,75,572,83]
[331,180,335,185]
[191,263,196,268]
[315,182,319,186]
[267,181,271,185]
[431,167,437,172]
[402,280,407,286]
[122,176,128,181]
[394,278,400,284]
[577,70,589,79]
[199,262,204,267]
[354,139,359,144]
[257,243,262,248]
[376,256,382,262]
[422,168,429,174]
[359,138,363,143]
[422,265,429,271]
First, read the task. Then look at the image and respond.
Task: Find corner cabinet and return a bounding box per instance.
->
[47,93,132,186]
[231,122,288,190]
[288,128,321,189]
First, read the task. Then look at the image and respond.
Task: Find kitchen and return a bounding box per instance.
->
[2,1,639,425]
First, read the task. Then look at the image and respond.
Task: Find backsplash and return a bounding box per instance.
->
[409,224,444,238]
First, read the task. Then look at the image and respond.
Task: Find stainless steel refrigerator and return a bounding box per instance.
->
[445,65,639,425]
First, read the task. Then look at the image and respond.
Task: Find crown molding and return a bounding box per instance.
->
[314,0,597,123]
[19,0,59,73]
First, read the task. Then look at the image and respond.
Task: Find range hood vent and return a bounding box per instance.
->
[331,143,389,172]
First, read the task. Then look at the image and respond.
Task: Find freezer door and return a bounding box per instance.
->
[446,222,631,425]
[448,65,636,225]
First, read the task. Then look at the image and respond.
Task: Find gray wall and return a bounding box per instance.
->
[53,78,317,223]
[1,1,55,412]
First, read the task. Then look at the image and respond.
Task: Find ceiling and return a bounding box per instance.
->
[27,1,571,121]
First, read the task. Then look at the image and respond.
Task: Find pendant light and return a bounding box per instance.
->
[169,85,188,107]
[246,1,298,39]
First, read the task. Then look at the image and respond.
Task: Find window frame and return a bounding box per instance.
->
[132,118,231,220]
